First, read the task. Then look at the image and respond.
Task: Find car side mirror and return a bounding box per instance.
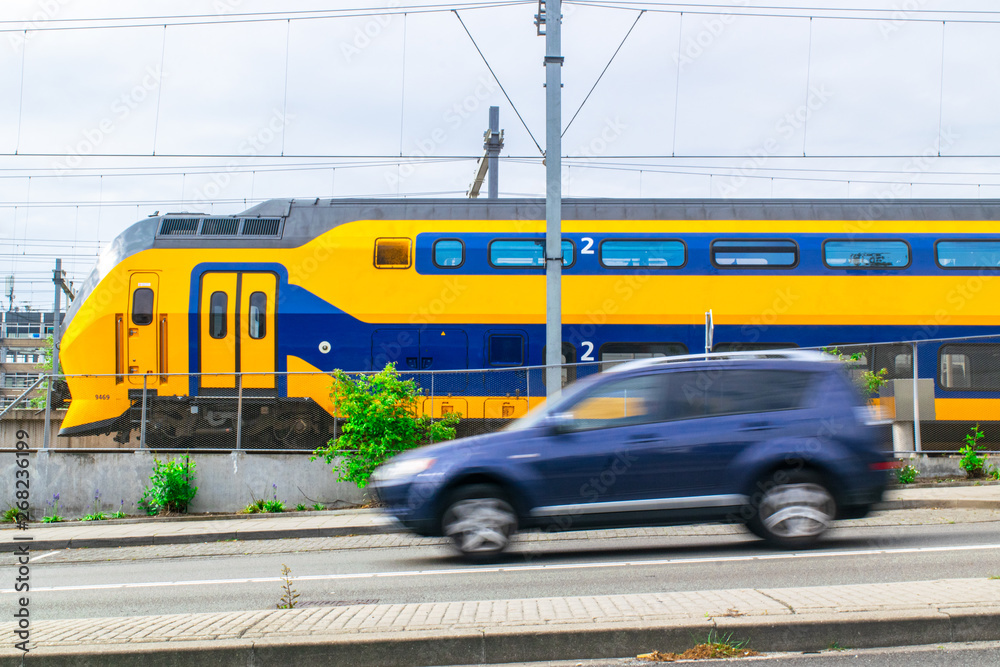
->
[543,412,574,434]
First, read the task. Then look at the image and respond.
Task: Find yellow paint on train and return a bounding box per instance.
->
[58,214,1000,436]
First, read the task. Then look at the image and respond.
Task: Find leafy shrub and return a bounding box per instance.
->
[243,498,285,514]
[897,464,919,484]
[312,363,460,487]
[959,424,988,478]
[823,347,888,399]
[2,506,21,523]
[312,503,324,511]
[81,512,107,522]
[295,503,307,511]
[139,455,198,515]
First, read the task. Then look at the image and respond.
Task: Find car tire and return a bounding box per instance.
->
[747,470,836,549]
[441,484,517,560]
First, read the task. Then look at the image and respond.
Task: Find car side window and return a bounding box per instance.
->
[663,369,811,420]
[558,374,665,432]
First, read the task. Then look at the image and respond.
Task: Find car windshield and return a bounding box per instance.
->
[503,373,606,432]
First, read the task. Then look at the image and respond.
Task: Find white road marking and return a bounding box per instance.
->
[29,550,61,563]
[5,542,1000,594]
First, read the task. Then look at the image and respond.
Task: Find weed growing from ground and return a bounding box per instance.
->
[277,564,299,609]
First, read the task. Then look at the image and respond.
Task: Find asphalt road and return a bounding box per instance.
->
[12,512,1000,621]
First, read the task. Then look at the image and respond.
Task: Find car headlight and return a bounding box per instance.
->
[372,457,437,483]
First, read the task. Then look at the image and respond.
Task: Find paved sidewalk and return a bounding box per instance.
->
[2,484,999,552]
[2,577,999,665]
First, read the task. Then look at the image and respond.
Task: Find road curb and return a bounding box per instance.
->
[3,609,998,666]
[6,499,1000,551]
[3,524,393,552]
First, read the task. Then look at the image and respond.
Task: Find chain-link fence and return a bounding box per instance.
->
[5,334,1000,453]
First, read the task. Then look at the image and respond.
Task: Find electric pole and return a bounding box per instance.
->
[538,0,563,395]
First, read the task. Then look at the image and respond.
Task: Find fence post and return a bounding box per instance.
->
[139,373,148,449]
[912,342,922,453]
[42,372,53,450]
[236,373,243,450]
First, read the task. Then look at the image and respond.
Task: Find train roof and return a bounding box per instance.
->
[165,197,1000,250]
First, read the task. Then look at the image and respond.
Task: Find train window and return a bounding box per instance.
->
[939,344,1000,390]
[823,240,909,269]
[599,342,688,371]
[131,288,154,326]
[935,240,1000,268]
[712,342,797,352]
[711,240,797,268]
[599,240,686,268]
[248,292,267,339]
[489,239,574,268]
[374,238,412,269]
[433,239,464,267]
[209,292,227,339]
[488,334,524,366]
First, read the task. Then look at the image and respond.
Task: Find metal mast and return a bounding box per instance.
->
[538,0,563,395]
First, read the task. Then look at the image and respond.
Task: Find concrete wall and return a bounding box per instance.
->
[1,409,129,448]
[1,450,367,518]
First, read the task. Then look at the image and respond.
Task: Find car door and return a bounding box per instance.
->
[526,372,669,513]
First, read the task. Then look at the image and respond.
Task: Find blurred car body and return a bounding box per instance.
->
[371,351,891,560]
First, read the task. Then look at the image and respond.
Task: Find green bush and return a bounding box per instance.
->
[959,424,988,478]
[243,498,285,514]
[312,363,460,488]
[897,464,919,484]
[139,455,198,515]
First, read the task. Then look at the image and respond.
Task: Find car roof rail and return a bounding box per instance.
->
[605,348,836,373]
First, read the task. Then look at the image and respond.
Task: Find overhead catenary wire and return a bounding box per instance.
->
[453,10,543,155]
[0,2,536,33]
[561,10,645,139]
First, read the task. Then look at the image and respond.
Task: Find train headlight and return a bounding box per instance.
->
[318,341,331,354]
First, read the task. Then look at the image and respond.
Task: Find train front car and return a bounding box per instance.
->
[57,200,345,447]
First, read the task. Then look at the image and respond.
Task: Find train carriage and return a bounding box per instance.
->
[57,198,1000,447]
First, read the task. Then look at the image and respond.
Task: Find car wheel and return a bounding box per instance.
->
[441,484,517,560]
[748,470,836,549]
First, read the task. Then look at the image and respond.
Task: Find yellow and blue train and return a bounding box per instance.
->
[57,198,1000,447]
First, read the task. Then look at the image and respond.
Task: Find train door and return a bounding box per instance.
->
[371,329,468,391]
[126,273,161,385]
[419,329,468,392]
[199,272,277,391]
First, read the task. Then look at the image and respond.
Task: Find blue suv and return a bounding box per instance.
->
[371,351,891,560]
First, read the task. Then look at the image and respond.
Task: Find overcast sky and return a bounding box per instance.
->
[2,0,1000,309]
